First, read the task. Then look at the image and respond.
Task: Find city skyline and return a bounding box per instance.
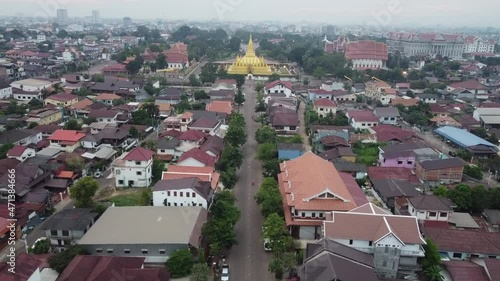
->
[1,0,500,28]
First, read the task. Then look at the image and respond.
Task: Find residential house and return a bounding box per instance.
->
[44,93,78,107]
[12,88,41,101]
[346,110,379,130]
[152,178,213,209]
[157,88,182,104]
[207,89,235,101]
[113,147,154,188]
[333,162,368,180]
[319,147,356,163]
[269,107,299,135]
[483,209,500,228]
[0,81,12,99]
[371,179,420,209]
[81,128,129,148]
[429,103,449,118]
[177,130,208,151]
[390,98,419,107]
[0,252,56,281]
[365,80,391,97]
[157,138,181,161]
[447,80,488,97]
[396,83,410,94]
[266,96,297,110]
[42,208,98,249]
[0,128,42,146]
[424,227,500,260]
[442,261,491,281]
[345,40,388,70]
[7,146,35,162]
[157,102,172,118]
[91,77,140,94]
[24,107,62,125]
[189,118,221,135]
[408,195,454,222]
[332,90,357,103]
[417,94,438,104]
[69,98,100,119]
[101,63,128,75]
[313,98,337,118]
[308,89,333,101]
[163,50,189,69]
[416,158,466,186]
[95,93,121,105]
[87,109,127,125]
[323,203,427,279]
[278,152,368,239]
[373,107,400,125]
[379,88,397,105]
[177,148,216,168]
[32,124,60,138]
[300,239,380,281]
[277,143,303,160]
[162,166,220,191]
[265,80,293,96]
[10,78,52,92]
[318,135,350,151]
[78,206,207,263]
[57,256,170,281]
[378,140,429,168]
[48,129,85,152]
[205,100,233,115]
[200,135,224,158]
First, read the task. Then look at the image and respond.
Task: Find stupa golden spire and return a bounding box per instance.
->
[227,34,273,76]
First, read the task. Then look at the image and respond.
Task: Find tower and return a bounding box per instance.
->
[92,10,100,23]
[56,9,68,23]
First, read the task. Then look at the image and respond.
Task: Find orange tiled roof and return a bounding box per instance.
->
[70,98,93,110]
[205,101,233,115]
[95,93,121,100]
[162,166,219,190]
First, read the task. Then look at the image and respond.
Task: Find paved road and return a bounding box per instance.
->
[228,80,273,280]
[297,101,312,152]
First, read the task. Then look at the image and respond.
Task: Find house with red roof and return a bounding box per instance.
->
[162,48,189,69]
[44,92,79,107]
[265,80,293,97]
[313,98,337,117]
[7,145,35,162]
[101,63,128,75]
[0,252,54,281]
[177,148,216,168]
[95,93,121,105]
[345,40,388,70]
[177,130,208,151]
[346,110,379,130]
[113,147,154,187]
[48,129,85,152]
[162,165,220,191]
[206,100,233,115]
[447,80,489,97]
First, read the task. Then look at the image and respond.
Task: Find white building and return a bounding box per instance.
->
[10,78,52,92]
[408,195,454,222]
[36,34,46,43]
[7,146,35,162]
[265,80,293,97]
[345,40,388,70]
[48,130,85,153]
[113,147,154,188]
[313,98,337,118]
[62,49,74,62]
[321,81,344,91]
[464,36,495,54]
[347,110,380,130]
[386,32,465,60]
[0,82,13,99]
[13,90,42,101]
[152,178,212,209]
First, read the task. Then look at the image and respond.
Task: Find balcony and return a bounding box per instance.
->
[401,246,425,257]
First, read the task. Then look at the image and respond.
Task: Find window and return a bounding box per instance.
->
[301,212,305,218]
[174,191,177,196]
[107,249,113,253]
[167,191,170,196]
[186,192,190,197]
[141,249,148,254]
[319,213,323,218]
[192,192,196,197]
[385,247,389,253]
[62,230,69,236]
[50,230,58,236]
[161,150,165,153]
[167,203,171,206]
[199,203,202,206]
[135,161,141,165]
[180,203,183,206]
[440,212,448,217]
[369,241,373,246]
[118,180,124,185]
[383,261,387,267]
[349,240,353,245]
[407,161,413,165]
[397,160,403,164]
[96,248,102,253]
[452,253,462,259]
[136,171,142,175]
[159,249,166,254]
[312,213,316,218]
[180,192,183,197]
[429,212,437,217]
[174,203,177,206]
[361,123,366,126]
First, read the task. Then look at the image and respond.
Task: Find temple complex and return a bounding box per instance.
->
[227,35,273,76]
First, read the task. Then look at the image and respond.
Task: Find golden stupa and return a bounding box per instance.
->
[227,35,273,76]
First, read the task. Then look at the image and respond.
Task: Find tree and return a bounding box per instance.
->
[471,185,488,213]
[269,252,296,279]
[152,159,165,184]
[57,29,69,38]
[190,263,210,281]
[189,74,201,86]
[166,248,193,278]
[313,67,326,79]
[268,73,280,82]
[424,266,444,281]
[303,78,310,87]
[129,126,140,139]
[228,36,241,52]
[254,82,265,93]
[91,74,105,82]
[262,158,281,178]
[255,126,277,144]
[433,185,448,197]
[255,178,283,218]
[64,119,81,130]
[333,111,349,126]
[49,245,88,273]
[199,63,218,84]
[422,238,441,270]
[69,176,99,208]
[221,168,238,189]
[193,90,208,100]
[258,143,278,162]
[216,144,243,171]
[29,238,50,254]
[126,60,142,75]
[0,144,14,159]
[234,89,245,106]
[66,156,85,172]
[263,213,295,278]
[131,109,152,125]
[225,113,247,147]
[464,165,483,180]
[447,184,472,212]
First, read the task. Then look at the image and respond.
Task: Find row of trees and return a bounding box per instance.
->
[219,113,247,189]
[255,126,281,178]
[434,184,500,213]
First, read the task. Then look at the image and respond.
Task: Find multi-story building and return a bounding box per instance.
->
[48,129,85,152]
[415,158,466,187]
[25,107,62,125]
[386,32,465,60]
[42,208,98,249]
[44,93,79,107]
[323,203,427,279]
[91,10,100,23]
[113,147,154,188]
[57,9,68,22]
[345,40,388,70]
[464,36,495,54]
[152,178,213,209]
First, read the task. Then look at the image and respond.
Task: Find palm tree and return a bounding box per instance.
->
[424,266,444,281]
[141,103,160,126]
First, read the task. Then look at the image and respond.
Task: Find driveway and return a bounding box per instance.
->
[227,80,273,280]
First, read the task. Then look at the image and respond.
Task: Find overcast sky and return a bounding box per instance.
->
[1,0,499,27]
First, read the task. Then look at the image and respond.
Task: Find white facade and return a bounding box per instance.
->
[351,58,385,70]
[49,140,81,153]
[379,94,396,106]
[14,92,42,101]
[114,158,153,188]
[11,79,52,92]
[314,105,337,118]
[266,84,292,97]
[13,132,42,146]
[62,50,74,62]
[0,86,12,99]
[95,115,119,125]
[408,204,450,221]
[419,96,437,104]
[350,118,379,130]
[167,62,188,69]
[321,82,344,91]
[153,188,208,209]
[333,93,356,102]
[464,37,495,53]
[36,34,46,43]
[8,147,35,162]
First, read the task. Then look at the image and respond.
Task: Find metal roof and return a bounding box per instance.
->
[434,126,497,149]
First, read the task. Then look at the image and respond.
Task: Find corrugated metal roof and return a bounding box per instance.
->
[434,126,496,148]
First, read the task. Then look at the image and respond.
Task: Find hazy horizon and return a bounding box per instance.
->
[1,0,499,28]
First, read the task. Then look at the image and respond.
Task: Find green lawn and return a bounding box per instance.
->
[109,191,143,206]
[277,135,303,144]
[352,143,382,166]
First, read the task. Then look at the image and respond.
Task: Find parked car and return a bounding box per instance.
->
[221,264,229,281]
[93,171,103,178]
[264,238,272,252]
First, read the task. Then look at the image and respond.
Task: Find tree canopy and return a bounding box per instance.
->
[166,248,193,278]
[69,177,99,208]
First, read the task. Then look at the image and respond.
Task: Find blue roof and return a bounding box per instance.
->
[434,126,496,148]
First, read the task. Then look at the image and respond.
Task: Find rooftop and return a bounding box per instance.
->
[434,126,497,150]
[424,227,500,255]
[418,157,466,170]
[346,110,379,122]
[78,206,207,247]
[122,147,154,161]
[48,129,85,142]
[42,208,98,231]
[408,195,454,211]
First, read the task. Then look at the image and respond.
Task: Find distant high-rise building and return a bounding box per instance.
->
[123,17,132,27]
[92,10,100,23]
[56,9,68,23]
